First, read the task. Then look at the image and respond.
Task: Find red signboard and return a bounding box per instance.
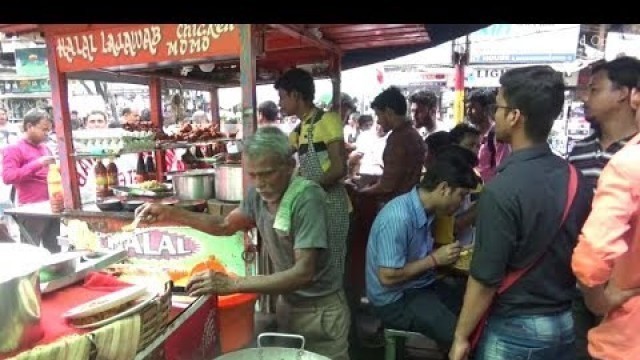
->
[51,24,240,72]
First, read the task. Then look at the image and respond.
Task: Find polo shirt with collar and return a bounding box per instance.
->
[470,144,593,316]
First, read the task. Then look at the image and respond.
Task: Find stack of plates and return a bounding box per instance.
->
[62,284,157,329]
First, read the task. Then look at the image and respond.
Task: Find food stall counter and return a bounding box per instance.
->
[1,273,220,360]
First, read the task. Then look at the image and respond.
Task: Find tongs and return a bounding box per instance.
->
[121,212,143,232]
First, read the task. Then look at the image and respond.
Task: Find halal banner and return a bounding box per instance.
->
[52,24,240,72]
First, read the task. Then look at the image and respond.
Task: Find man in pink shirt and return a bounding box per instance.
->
[466,90,511,183]
[571,81,640,360]
[2,108,59,252]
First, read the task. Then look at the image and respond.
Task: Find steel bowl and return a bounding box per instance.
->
[214,163,243,202]
[215,333,330,360]
[171,169,216,200]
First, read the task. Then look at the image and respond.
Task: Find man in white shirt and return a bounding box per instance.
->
[257,100,279,128]
[348,116,390,185]
[0,108,21,147]
[191,110,209,125]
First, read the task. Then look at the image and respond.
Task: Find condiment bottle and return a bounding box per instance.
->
[205,144,214,158]
[95,159,109,198]
[106,158,119,193]
[145,154,156,181]
[47,164,64,213]
[135,153,147,183]
[194,146,204,158]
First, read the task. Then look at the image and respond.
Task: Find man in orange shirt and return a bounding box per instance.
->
[572,79,640,360]
[568,56,640,360]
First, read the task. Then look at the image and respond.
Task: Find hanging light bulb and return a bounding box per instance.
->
[199,63,216,72]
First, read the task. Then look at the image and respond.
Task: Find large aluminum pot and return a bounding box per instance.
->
[215,163,243,202]
[171,169,217,200]
[0,243,50,354]
[215,333,330,360]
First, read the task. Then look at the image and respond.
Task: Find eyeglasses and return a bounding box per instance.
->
[488,104,513,114]
[33,125,51,134]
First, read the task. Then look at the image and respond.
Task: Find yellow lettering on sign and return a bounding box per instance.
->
[201,36,210,51]
[150,26,162,55]
[179,39,188,55]
[189,38,201,53]
[168,24,234,57]
[167,40,178,56]
[56,37,75,63]
[56,24,235,67]
[56,34,98,63]
[100,26,162,58]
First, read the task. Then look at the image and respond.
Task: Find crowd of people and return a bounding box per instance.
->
[140,60,640,360]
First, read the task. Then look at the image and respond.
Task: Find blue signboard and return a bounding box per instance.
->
[469,24,581,64]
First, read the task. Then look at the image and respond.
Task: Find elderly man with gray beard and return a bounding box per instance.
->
[136,127,350,359]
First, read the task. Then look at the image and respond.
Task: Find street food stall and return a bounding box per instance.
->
[0,23,486,359]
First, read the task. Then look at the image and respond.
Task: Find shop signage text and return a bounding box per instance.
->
[469,24,580,64]
[473,68,509,79]
[52,24,240,72]
[465,67,510,88]
[101,229,200,260]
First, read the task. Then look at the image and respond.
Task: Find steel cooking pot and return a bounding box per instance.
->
[171,169,217,200]
[0,243,50,353]
[215,333,330,360]
[214,163,243,202]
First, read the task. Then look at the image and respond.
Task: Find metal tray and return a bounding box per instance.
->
[112,186,173,198]
[40,249,128,294]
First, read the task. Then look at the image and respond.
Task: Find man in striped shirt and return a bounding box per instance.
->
[365,155,479,350]
[567,56,640,360]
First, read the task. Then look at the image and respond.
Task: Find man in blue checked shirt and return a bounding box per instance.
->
[366,155,480,351]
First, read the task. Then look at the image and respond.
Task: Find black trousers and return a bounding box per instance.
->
[572,292,601,360]
[19,217,61,253]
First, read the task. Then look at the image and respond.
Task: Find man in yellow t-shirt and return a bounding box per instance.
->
[289,109,344,174]
[432,125,483,247]
[276,68,351,277]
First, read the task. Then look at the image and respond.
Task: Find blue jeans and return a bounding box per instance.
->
[474,310,575,360]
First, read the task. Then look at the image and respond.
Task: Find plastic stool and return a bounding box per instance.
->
[384,329,428,360]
